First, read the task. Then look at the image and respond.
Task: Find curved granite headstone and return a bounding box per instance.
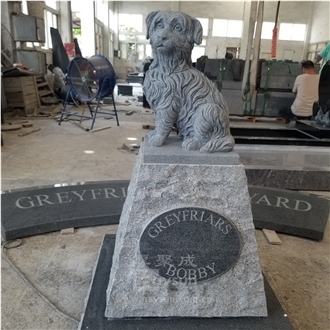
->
[143,10,235,153]
[1,181,128,241]
[1,180,328,241]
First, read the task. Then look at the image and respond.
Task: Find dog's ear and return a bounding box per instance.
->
[146,11,159,39]
[192,18,203,45]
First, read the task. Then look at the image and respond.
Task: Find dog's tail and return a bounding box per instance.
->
[195,103,235,153]
[200,135,235,153]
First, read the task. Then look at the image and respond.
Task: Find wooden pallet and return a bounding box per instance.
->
[230,115,286,124]
[3,76,40,115]
[243,116,286,124]
[275,117,286,124]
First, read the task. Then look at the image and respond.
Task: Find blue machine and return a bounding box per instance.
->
[58,55,119,130]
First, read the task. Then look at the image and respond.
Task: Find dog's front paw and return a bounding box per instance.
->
[148,131,166,147]
[182,138,199,151]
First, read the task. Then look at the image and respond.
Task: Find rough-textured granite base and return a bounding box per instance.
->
[79,235,294,330]
[105,137,267,318]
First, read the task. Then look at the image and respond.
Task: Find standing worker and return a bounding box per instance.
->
[314,42,330,75]
[312,42,330,127]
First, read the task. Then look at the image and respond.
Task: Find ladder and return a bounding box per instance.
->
[36,75,58,105]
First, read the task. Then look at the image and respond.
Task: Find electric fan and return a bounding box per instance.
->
[67,54,116,102]
[58,54,119,129]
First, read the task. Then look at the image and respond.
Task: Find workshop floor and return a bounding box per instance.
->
[1,100,329,330]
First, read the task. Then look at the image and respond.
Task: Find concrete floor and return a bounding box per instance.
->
[1,100,329,330]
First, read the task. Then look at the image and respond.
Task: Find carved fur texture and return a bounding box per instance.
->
[143,10,235,153]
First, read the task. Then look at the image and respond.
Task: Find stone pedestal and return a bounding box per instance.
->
[105,136,267,318]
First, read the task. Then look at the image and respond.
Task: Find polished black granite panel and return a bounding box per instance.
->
[235,145,330,170]
[78,235,294,330]
[139,207,242,283]
[250,186,329,241]
[236,144,330,191]
[2,182,328,241]
[1,181,128,241]
[246,168,330,191]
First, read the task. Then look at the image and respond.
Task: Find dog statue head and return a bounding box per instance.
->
[146,11,203,69]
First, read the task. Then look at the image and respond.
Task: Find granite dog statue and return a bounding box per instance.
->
[143,10,235,153]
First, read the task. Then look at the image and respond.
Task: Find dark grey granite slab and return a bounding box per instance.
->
[203,59,220,81]
[2,182,329,241]
[1,181,128,241]
[249,186,329,241]
[221,80,242,90]
[245,168,330,191]
[221,89,246,115]
[143,136,240,165]
[259,62,320,88]
[254,92,295,117]
[78,234,294,330]
[260,76,296,90]
[260,62,302,77]
[220,58,244,82]
[235,144,330,191]
[235,145,330,169]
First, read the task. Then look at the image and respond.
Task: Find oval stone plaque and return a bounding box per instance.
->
[140,207,242,283]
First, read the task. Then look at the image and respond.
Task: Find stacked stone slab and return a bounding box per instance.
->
[105,136,267,318]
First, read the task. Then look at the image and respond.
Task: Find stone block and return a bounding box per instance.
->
[105,137,267,318]
[143,136,239,165]
[79,235,294,330]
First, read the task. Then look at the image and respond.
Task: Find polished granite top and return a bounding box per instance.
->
[2,144,329,194]
[234,145,329,170]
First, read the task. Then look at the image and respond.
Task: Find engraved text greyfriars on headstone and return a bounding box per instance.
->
[140,207,241,283]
